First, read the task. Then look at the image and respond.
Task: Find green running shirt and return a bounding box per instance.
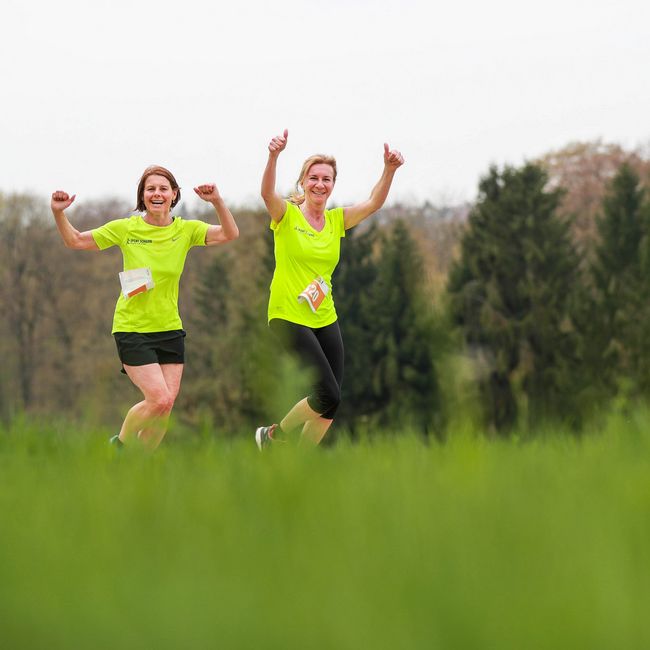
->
[92,215,209,333]
[268,201,346,327]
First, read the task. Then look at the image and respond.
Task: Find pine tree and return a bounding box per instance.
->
[448,163,583,432]
[588,163,650,394]
[368,220,442,434]
[337,221,443,434]
[335,221,443,435]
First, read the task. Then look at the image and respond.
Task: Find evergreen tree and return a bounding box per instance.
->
[448,163,583,432]
[336,221,442,435]
[588,163,650,394]
[334,221,442,434]
[369,220,443,434]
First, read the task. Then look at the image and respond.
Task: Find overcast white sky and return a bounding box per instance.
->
[1,0,648,211]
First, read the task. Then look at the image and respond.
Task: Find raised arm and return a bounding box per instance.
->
[50,191,100,250]
[194,184,240,246]
[343,143,405,230]
[261,129,289,222]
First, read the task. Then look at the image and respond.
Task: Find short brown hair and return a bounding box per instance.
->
[135,165,181,212]
[289,155,337,205]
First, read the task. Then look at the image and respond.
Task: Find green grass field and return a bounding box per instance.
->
[1,414,650,649]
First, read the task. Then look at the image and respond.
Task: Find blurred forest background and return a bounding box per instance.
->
[2,139,650,439]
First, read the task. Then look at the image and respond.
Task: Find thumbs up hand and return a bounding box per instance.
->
[268,129,289,157]
[383,143,404,170]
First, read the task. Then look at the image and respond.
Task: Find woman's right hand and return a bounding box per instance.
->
[268,129,288,157]
[50,191,98,250]
[51,190,76,213]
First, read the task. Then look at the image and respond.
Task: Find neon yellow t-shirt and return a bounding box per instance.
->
[92,215,210,333]
[268,201,346,327]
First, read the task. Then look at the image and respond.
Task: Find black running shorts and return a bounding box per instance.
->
[113,330,186,372]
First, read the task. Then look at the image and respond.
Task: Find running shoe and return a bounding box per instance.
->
[109,434,124,448]
[255,424,277,451]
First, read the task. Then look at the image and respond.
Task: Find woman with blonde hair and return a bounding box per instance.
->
[51,165,239,450]
[256,130,404,448]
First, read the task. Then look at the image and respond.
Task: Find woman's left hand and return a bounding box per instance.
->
[194,183,222,202]
[383,143,405,170]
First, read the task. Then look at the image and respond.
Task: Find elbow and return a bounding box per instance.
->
[227,226,240,241]
[64,234,87,250]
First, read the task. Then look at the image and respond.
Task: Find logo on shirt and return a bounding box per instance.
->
[293,226,315,238]
[127,238,153,245]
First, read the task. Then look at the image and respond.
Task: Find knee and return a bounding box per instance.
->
[313,383,341,416]
[323,388,341,419]
[328,385,341,412]
[148,390,175,416]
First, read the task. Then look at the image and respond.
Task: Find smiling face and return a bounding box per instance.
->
[290,154,338,206]
[135,165,181,213]
[142,174,178,215]
[301,163,336,206]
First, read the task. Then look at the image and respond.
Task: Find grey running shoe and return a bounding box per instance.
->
[255,424,277,451]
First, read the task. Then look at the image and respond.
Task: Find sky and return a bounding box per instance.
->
[1,0,648,212]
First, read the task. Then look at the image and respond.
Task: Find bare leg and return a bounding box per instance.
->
[280,398,321,435]
[118,400,151,445]
[300,417,333,445]
[277,398,333,445]
[118,363,182,450]
[137,364,184,449]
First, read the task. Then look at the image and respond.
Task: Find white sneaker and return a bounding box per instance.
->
[255,424,277,451]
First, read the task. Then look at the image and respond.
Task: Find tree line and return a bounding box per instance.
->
[1,140,649,438]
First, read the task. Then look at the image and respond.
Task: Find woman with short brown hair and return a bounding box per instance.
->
[51,165,239,450]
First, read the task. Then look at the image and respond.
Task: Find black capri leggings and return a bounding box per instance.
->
[269,318,344,419]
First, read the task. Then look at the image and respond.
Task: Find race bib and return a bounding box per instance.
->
[298,276,329,313]
[119,268,154,299]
